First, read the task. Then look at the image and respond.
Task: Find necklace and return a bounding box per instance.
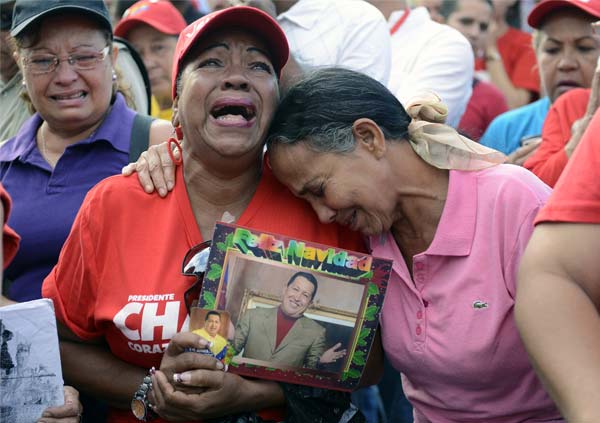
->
[38,125,58,168]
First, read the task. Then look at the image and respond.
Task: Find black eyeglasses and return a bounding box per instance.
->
[181,241,211,314]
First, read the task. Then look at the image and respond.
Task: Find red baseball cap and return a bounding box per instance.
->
[171,6,289,99]
[528,0,600,29]
[114,0,186,38]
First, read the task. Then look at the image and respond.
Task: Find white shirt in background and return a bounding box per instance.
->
[278,0,391,86]
[388,7,474,128]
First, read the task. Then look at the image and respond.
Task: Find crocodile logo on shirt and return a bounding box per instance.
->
[472,300,489,309]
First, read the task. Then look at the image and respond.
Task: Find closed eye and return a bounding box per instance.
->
[250,61,273,74]
[198,58,222,68]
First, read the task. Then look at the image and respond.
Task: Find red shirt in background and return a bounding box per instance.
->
[536,106,600,224]
[525,88,590,187]
[459,78,508,141]
[476,27,540,95]
[0,183,19,269]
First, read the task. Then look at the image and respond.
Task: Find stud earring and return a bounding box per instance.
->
[112,71,117,82]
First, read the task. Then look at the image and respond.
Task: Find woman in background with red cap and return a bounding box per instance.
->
[43,6,369,423]
[115,0,187,121]
[523,0,600,186]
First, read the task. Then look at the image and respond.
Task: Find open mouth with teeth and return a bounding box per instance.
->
[211,104,256,124]
[51,91,87,101]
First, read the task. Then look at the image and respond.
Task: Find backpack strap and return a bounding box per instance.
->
[129,113,155,162]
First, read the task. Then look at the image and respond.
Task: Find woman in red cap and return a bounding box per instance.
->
[523,0,600,186]
[43,6,369,423]
[115,0,187,121]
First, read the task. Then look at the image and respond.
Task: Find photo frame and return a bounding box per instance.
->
[194,223,391,391]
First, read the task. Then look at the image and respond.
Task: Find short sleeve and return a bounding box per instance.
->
[0,182,20,268]
[42,188,102,340]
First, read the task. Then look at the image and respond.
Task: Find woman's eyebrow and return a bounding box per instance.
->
[199,42,229,53]
[247,46,271,58]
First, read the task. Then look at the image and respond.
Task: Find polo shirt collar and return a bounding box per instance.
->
[89,93,131,154]
[425,170,476,256]
[277,0,327,30]
[0,93,130,163]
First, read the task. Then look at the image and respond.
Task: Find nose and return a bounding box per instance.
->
[466,24,480,40]
[309,199,336,224]
[221,65,250,91]
[557,49,579,72]
[53,60,78,84]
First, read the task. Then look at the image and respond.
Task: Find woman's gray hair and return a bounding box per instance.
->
[266,68,411,154]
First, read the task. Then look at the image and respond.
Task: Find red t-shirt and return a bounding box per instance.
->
[1,182,19,269]
[524,88,590,187]
[459,78,508,141]
[43,163,364,423]
[536,107,600,224]
[475,27,540,94]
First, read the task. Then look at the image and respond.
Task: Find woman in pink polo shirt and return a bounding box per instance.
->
[265,68,562,422]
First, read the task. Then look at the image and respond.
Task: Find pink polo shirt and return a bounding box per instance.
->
[372,165,563,422]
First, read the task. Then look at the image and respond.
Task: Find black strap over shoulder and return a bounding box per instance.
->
[129,113,155,162]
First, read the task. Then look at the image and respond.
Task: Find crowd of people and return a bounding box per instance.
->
[0,0,599,422]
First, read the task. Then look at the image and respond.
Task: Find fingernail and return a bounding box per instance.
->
[145,185,153,193]
[150,366,156,375]
[216,360,224,370]
[167,181,174,190]
[223,363,228,372]
[179,372,192,383]
[199,338,212,348]
[173,372,182,383]
[158,188,166,197]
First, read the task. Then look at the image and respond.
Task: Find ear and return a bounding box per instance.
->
[172,96,180,127]
[352,118,387,159]
[13,51,23,73]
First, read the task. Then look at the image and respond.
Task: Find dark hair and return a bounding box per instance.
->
[205,310,221,321]
[286,271,319,301]
[267,68,410,154]
[440,0,492,20]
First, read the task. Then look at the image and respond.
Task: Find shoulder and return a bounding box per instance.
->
[474,80,505,98]
[473,165,551,207]
[483,98,549,141]
[300,316,325,333]
[501,27,533,46]
[0,114,41,161]
[332,0,385,21]
[80,172,165,214]
[246,307,273,318]
[550,88,590,115]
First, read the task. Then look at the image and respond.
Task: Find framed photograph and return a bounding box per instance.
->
[193,223,391,391]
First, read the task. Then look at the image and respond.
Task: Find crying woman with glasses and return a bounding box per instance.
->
[0,0,172,306]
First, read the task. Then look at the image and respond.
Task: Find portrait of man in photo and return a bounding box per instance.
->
[232,271,345,369]
[192,310,228,360]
